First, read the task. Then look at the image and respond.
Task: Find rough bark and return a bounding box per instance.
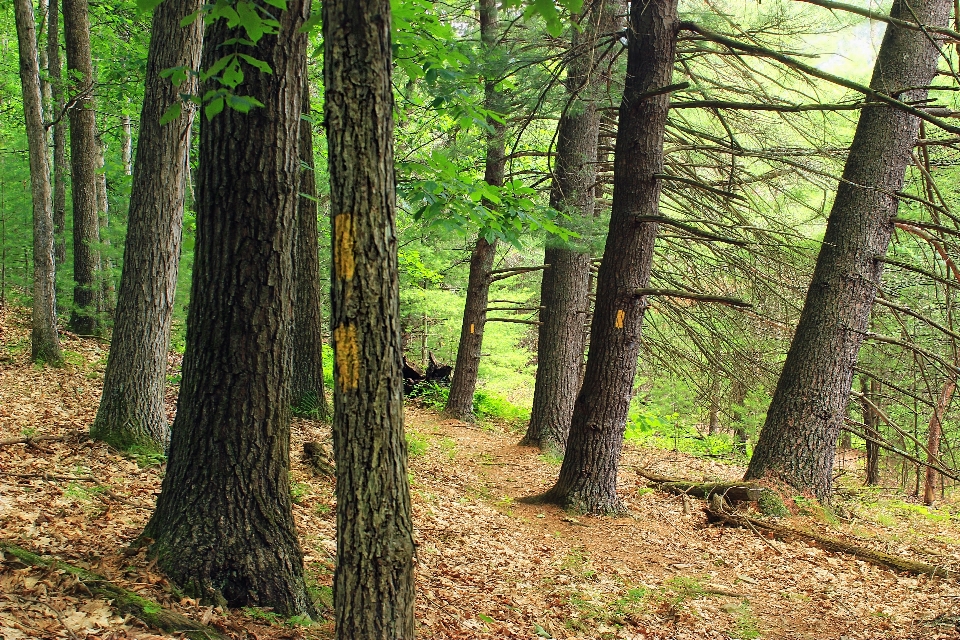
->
[324,0,416,635]
[143,1,312,616]
[291,77,330,421]
[524,0,616,454]
[444,0,505,421]
[48,0,67,267]
[14,0,61,364]
[62,0,100,335]
[538,0,678,514]
[745,0,952,501]
[923,377,955,504]
[93,0,202,451]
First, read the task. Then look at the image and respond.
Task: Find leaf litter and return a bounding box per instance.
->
[1,304,959,639]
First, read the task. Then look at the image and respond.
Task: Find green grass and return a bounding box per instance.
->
[406,431,430,457]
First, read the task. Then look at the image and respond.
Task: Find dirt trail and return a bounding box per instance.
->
[1,306,959,639]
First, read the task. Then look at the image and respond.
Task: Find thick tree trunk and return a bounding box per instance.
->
[523,0,616,454]
[291,77,330,421]
[93,0,202,451]
[14,0,61,364]
[48,0,67,267]
[862,377,881,485]
[143,1,313,616]
[445,0,505,421]
[745,0,951,501]
[923,377,955,505]
[62,0,100,335]
[539,0,678,514]
[324,0,416,637]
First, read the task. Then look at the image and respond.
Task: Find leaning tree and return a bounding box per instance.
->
[745,0,953,501]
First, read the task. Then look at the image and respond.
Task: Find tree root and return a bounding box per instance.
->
[0,541,224,639]
[638,470,789,516]
[703,509,954,577]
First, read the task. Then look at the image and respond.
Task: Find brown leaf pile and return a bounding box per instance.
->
[2,304,960,639]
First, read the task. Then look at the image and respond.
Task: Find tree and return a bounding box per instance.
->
[539,0,680,514]
[62,0,101,335]
[142,0,313,615]
[48,0,67,267]
[92,0,203,450]
[523,0,619,454]
[444,0,505,421]
[14,0,61,364]
[745,0,952,501]
[291,76,330,421]
[324,0,416,635]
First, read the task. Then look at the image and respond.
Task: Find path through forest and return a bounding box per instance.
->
[0,306,959,639]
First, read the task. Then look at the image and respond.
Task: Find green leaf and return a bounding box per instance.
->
[201,54,234,82]
[237,54,273,74]
[179,9,199,26]
[159,102,182,126]
[205,97,225,120]
[299,11,321,33]
[236,1,265,43]
[263,0,287,7]
[136,0,164,12]
[478,614,495,625]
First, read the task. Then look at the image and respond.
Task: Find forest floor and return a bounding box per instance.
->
[2,305,960,640]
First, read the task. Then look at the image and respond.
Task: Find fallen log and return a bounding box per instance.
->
[0,430,86,447]
[638,470,789,515]
[0,541,224,638]
[704,509,954,578]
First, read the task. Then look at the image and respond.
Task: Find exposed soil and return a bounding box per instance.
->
[1,305,959,639]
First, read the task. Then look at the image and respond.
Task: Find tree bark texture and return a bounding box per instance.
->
[48,0,67,267]
[143,1,312,616]
[524,0,617,454]
[291,77,330,421]
[324,0,416,636]
[745,0,952,501]
[445,0,504,421]
[62,0,100,335]
[95,138,115,316]
[540,0,678,514]
[14,0,62,364]
[923,376,955,504]
[93,0,202,451]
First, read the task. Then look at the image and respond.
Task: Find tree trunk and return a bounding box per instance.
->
[924,377,955,505]
[14,0,61,364]
[48,0,67,267]
[860,377,881,485]
[324,0,416,636]
[143,1,313,616]
[291,76,330,421]
[523,0,617,454]
[62,0,100,335]
[539,0,678,514]
[731,378,748,454]
[745,0,951,502]
[92,0,202,451]
[96,136,115,316]
[122,115,132,175]
[445,0,505,421]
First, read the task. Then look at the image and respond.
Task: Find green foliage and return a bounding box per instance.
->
[127,445,166,469]
[290,481,311,504]
[406,431,430,457]
[728,601,762,639]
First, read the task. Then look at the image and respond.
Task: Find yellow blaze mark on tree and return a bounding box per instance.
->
[615,309,625,329]
[333,213,355,280]
[334,324,359,390]
[470,323,475,334]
